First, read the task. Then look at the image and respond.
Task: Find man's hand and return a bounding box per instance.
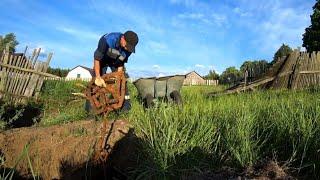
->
[95,76,107,87]
[117,66,124,72]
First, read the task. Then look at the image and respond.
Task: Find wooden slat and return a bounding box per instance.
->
[5,54,15,93]
[11,56,26,97]
[34,53,53,98]
[34,62,45,98]
[17,57,32,96]
[0,62,60,78]
[24,61,42,97]
[7,55,22,95]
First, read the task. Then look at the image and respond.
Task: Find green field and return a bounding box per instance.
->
[1,80,320,179]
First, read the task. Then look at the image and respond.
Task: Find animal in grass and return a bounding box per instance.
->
[92,30,139,112]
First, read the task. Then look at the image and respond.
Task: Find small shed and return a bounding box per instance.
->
[66,65,94,79]
[183,71,206,85]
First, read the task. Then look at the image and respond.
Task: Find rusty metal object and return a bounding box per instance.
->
[84,71,126,115]
[84,70,127,162]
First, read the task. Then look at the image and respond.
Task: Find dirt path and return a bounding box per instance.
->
[0,119,135,179]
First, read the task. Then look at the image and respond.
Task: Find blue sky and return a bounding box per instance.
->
[0,0,315,77]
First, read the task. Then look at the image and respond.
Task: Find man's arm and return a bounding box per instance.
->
[94,59,101,77]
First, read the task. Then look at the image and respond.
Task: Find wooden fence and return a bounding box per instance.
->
[183,79,219,86]
[271,50,320,89]
[0,46,57,102]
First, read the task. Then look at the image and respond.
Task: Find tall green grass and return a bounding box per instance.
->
[4,79,319,178]
[39,80,89,126]
[127,86,320,179]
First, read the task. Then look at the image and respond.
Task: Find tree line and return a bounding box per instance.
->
[204,44,293,85]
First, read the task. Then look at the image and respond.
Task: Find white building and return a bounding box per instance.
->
[66,65,94,80]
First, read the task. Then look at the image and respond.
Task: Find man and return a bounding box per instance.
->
[92,30,139,112]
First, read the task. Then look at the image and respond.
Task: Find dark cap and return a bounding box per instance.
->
[124,30,138,53]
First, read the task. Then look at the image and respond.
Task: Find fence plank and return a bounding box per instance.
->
[7,55,22,95]
[0,62,60,78]
[18,58,33,96]
[24,62,41,97]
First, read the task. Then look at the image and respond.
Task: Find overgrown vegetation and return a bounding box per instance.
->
[127,86,320,179]
[39,80,89,126]
[1,80,320,179]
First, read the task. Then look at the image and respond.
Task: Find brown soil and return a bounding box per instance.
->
[0,119,136,180]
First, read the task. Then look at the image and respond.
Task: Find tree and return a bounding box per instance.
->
[219,67,242,85]
[302,0,320,52]
[240,60,269,81]
[271,44,293,64]
[47,67,70,77]
[204,70,219,80]
[0,33,19,53]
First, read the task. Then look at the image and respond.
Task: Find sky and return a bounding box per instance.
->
[0,0,315,78]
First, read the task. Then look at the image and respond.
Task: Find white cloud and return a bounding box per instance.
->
[195,64,205,68]
[169,0,198,7]
[175,12,228,27]
[89,0,165,35]
[56,26,99,40]
[147,41,170,54]
[158,73,166,77]
[153,65,160,69]
[178,13,204,19]
[211,13,228,27]
[233,7,252,17]
[254,6,310,52]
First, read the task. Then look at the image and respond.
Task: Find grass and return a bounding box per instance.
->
[1,79,320,178]
[126,86,320,179]
[39,79,89,126]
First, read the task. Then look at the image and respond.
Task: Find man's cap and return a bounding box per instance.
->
[124,30,138,53]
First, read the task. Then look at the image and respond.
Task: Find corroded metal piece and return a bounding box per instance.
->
[84,71,126,115]
[84,71,127,162]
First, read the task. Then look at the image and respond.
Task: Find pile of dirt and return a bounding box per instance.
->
[0,119,137,179]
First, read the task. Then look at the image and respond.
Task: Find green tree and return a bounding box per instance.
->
[47,67,70,77]
[271,44,293,64]
[302,0,320,52]
[0,33,19,53]
[240,60,269,81]
[204,70,219,80]
[220,67,242,85]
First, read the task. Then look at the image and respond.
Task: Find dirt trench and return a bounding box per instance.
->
[0,119,138,179]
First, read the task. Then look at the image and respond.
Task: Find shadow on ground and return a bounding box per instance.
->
[0,100,43,128]
[58,128,139,180]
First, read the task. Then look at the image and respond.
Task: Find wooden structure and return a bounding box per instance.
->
[66,65,94,79]
[0,46,58,102]
[184,71,205,85]
[210,50,320,96]
[183,71,218,86]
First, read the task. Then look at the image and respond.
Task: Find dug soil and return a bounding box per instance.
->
[0,119,138,179]
[0,119,299,180]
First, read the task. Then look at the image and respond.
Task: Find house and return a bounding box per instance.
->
[66,65,94,80]
[183,71,206,85]
[183,71,219,86]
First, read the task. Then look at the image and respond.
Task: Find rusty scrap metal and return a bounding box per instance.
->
[84,70,126,115]
[84,70,126,162]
